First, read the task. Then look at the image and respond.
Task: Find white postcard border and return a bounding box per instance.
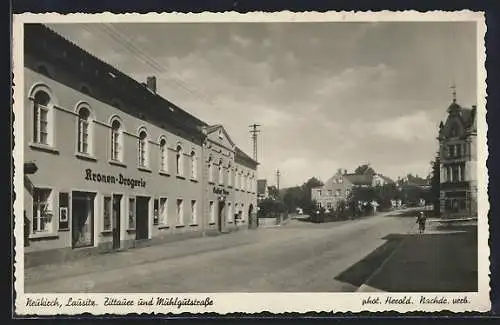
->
[12,10,490,315]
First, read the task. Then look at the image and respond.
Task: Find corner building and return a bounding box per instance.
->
[22,24,258,265]
[437,97,478,218]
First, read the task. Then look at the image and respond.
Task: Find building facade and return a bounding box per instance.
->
[437,97,478,218]
[311,169,354,211]
[311,169,395,211]
[22,24,257,264]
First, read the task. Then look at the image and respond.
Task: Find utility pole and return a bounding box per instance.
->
[276,169,281,191]
[249,124,261,161]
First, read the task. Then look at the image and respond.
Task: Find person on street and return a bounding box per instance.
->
[416,211,427,234]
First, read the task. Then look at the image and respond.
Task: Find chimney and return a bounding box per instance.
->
[146,76,157,94]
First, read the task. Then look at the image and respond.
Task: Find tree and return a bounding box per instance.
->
[267,185,280,200]
[301,177,323,213]
[354,164,375,175]
[283,186,303,212]
[430,155,441,216]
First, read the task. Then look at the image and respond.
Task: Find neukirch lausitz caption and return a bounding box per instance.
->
[26,297,61,307]
[385,296,413,304]
[65,297,97,306]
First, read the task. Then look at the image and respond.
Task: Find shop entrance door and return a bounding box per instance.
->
[218,201,225,232]
[72,191,95,248]
[112,194,122,249]
[136,196,150,240]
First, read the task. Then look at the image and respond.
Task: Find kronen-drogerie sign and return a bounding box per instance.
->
[84,168,146,189]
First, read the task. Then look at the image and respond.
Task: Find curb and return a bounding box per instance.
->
[355,224,416,293]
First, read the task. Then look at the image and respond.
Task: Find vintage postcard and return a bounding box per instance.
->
[12,11,489,316]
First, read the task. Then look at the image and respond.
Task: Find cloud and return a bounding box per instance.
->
[45,22,477,187]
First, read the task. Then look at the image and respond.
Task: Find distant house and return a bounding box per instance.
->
[257,179,269,201]
[311,168,395,210]
[311,169,353,211]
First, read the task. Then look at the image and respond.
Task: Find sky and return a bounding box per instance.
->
[46,22,477,188]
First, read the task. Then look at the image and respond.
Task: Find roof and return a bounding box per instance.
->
[344,173,373,186]
[235,147,259,169]
[439,101,477,139]
[257,179,267,194]
[377,174,395,184]
[25,24,208,139]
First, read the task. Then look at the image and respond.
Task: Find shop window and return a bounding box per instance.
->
[71,191,95,248]
[159,138,168,172]
[153,199,159,226]
[191,200,197,224]
[32,188,53,233]
[33,90,51,145]
[138,130,148,168]
[77,106,92,155]
[159,198,168,225]
[110,119,123,162]
[103,196,112,231]
[128,197,136,230]
[176,199,184,225]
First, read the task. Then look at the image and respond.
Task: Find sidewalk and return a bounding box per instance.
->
[358,220,478,292]
[24,229,261,286]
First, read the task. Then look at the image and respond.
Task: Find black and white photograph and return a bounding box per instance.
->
[13,11,489,315]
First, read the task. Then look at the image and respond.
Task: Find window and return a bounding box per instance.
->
[128,197,136,229]
[208,161,214,182]
[235,169,239,188]
[176,199,184,225]
[448,145,455,158]
[460,164,465,182]
[153,199,159,225]
[32,188,53,233]
[176,145,183,176]
[111,119,123,161]
[219,164,223,185]
[227,202,232,221]
[159,198,168,225]
[159,138,167,172]
[456,144,462,157]
[228,166,232,187]
[318,190,322,196]
[191,151,197,179]
[103,196,112,231]
[33,91,51,145]
[209,201,215,223]
[191,200,197,224]
[77,107,91,154]
[138,130,148,168]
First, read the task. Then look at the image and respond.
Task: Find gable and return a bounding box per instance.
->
[441,114,466,138]
[206,125,236,150]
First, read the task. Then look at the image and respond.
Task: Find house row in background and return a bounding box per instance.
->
[22,24,258,267]
[311,168,395,211]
